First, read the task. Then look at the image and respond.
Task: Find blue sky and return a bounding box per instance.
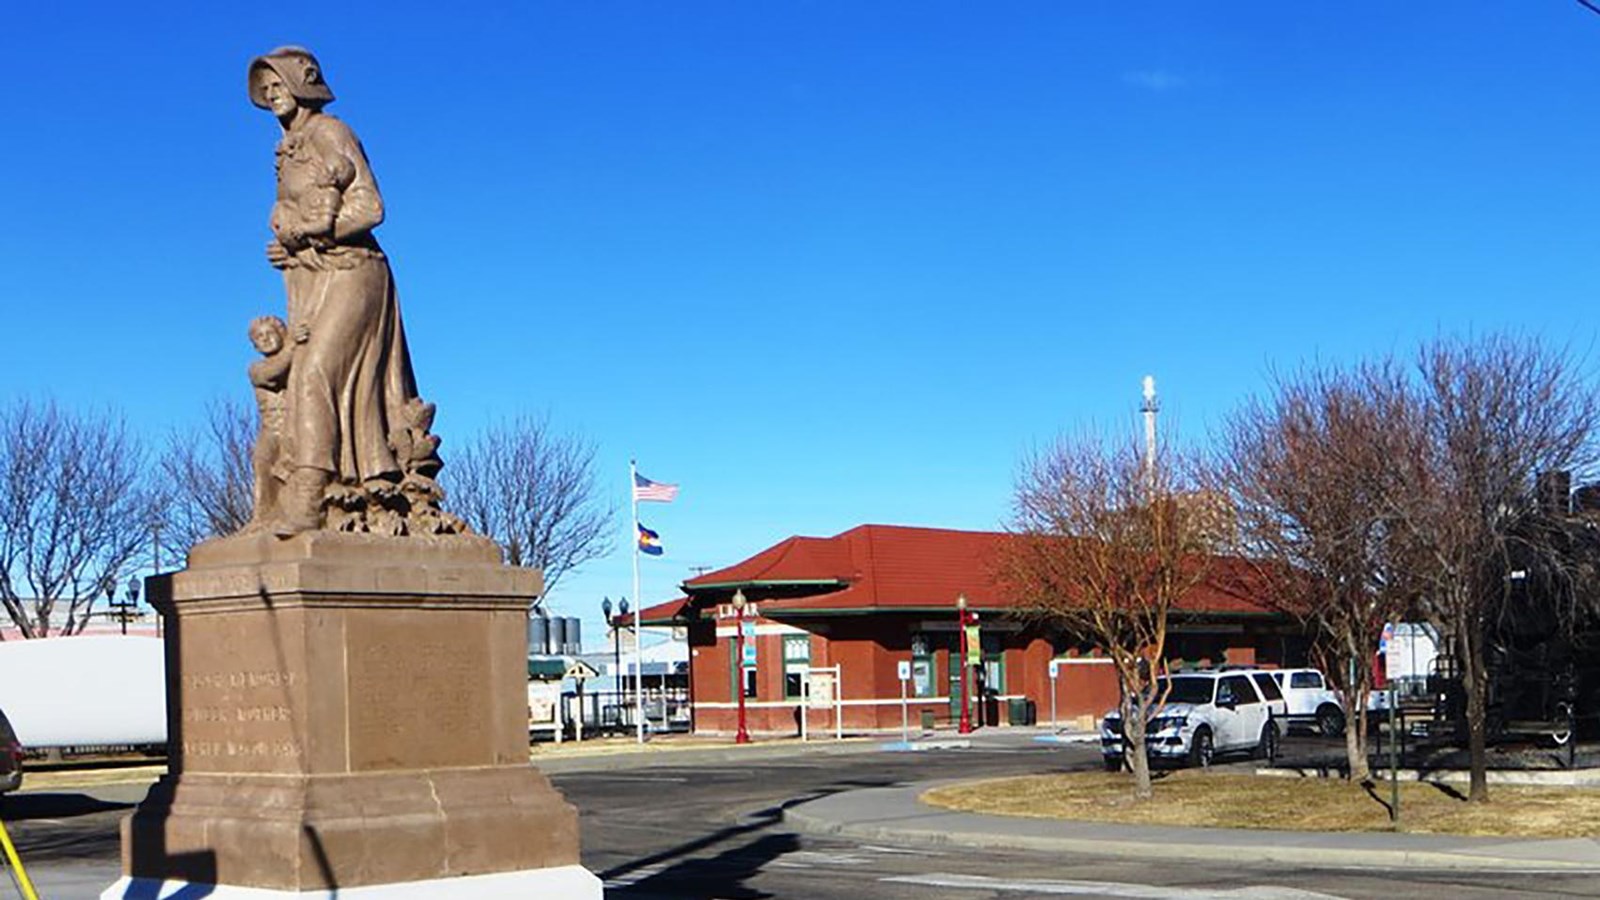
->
[5,3,1600,647]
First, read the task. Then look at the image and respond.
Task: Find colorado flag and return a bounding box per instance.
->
[637,522,663,556]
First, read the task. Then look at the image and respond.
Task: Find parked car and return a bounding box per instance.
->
[0,708,23,793]
[1100,670,1285,770]
[1269,668,1347,736]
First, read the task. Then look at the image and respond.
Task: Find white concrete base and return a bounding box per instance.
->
[102,865,603,899]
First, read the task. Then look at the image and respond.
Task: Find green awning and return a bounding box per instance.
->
[527,657,568,679]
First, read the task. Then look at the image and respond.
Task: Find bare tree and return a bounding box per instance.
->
[1389,334,1599,802]
[444,416,614,604]
[156,398,255,555]
[1000,430,1214,800]
[0,400,153,638]
[1213,360,1420,781]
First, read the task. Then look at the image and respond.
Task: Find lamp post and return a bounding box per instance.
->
[603,597,629,727]
[124,577,140,635]
[731,589,752,744]
[108,576,140,635]
[601,597,614,724]
[956,594,978,735]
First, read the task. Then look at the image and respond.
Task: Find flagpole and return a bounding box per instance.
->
[631,458,645,744]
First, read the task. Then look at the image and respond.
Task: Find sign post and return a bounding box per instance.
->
[800,674,809,743]
[806,666,842,740]
[897,660,912,744]
[1048,659,1060,731]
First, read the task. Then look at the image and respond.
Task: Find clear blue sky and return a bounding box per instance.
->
[5,3,1600,647]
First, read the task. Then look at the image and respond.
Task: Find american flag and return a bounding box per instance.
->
[633,472,679,503]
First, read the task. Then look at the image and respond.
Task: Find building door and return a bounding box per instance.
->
[947,648,962,721]
[911,635,936,699]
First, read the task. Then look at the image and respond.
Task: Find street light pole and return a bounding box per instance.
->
[732,589,751,744]
[123,577,140,635]
[106,577,140,635]
[957,594,974,735]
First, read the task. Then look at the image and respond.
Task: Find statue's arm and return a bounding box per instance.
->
[249,352,292,389]
[317,118,385,241]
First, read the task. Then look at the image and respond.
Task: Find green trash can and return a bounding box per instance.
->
[1007,697,1029,726]
[920,709,936,732]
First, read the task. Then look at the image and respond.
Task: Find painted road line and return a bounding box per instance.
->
[601,861,670,888]
[882,873,1347,899]
[857,843,946,856]
[768,850,871,867]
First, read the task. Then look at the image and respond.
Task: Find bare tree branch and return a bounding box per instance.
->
[155,398,256,555]
[0,400,152,638]
[1386,334,1600,803]
[1210,358,1420,780]
[444,415,614,605]
[998,429,1214,800]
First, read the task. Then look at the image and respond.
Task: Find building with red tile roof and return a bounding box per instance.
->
[639,524,1305,737]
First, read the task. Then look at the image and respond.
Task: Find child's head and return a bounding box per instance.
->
[249,315,287,355]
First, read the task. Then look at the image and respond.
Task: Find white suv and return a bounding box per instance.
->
[1100,670,1286,769]
[1269,668,1346,736]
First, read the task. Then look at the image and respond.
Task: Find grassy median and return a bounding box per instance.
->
[921,771,1600,837]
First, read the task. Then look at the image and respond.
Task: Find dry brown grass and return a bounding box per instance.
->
[16,764,166,790]
[921,771,1600,838]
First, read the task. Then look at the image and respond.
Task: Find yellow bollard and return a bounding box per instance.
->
[0,819,40,900]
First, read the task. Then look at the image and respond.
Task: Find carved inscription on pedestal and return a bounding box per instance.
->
[346,613,490,770]
[179,667,303,773]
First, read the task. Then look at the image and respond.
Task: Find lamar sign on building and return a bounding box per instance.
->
[638,525,1300,737]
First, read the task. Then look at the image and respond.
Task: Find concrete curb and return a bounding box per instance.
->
[1261,765,1600,787]
[782,784,1600,873]
[534,737,884,774]
[535,728,1084,773]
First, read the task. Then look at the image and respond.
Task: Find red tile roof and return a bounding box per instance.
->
[684,534,859,587]
[638,524,1278,625]
[637,597,692,626]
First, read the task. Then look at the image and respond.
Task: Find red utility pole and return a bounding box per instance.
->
[732,590,752,744]
[957,594,976,735]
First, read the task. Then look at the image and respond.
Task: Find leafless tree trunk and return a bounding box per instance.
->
[1000,430,1213,801]
[0,400,152,638]
[156,398,255,555]
[1389,335,1599,803]
[445,415,614,604]
[1212,360,1419,781]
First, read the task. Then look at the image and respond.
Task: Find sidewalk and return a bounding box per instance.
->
[531,724,1088,772]
[784,778,1600,872]
[20,726,1070,790]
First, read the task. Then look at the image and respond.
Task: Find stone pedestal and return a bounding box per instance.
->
[103,532,601,898]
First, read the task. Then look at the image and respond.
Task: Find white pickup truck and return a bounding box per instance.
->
[1270,668,1346,735]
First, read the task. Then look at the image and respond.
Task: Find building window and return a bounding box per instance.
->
[783,634,811,699]
[729,644,756,699]
[981,632,1005,694]
[911,634,936,697]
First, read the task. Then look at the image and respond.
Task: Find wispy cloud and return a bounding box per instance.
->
[1121,69,1186,92]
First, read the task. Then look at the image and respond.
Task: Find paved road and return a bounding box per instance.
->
[563,743,1600,899]
[5,738,1599,899]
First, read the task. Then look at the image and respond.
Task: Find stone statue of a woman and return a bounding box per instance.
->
[247,46,460,537]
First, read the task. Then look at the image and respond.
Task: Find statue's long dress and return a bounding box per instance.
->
[271,114,418,484]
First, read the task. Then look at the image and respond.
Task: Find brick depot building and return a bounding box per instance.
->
[638,524,1303,737]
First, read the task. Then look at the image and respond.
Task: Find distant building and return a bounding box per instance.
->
[639,524,1303,737]
[0,601,159,641]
